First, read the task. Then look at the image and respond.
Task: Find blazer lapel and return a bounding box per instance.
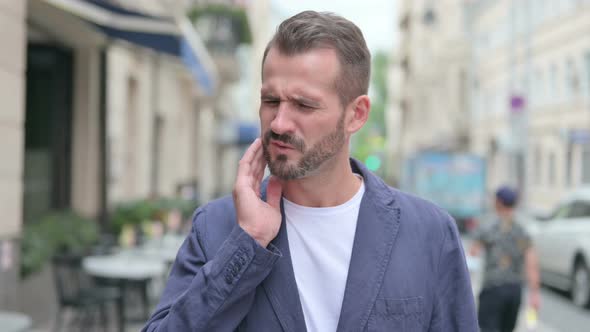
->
[336,160,401,332]
[261,199,307,332]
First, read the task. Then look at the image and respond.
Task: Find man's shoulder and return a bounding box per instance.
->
[362,170,452,227]
[387,186,455,228]
[379,186,461,255]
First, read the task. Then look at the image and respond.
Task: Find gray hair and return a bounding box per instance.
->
[262,11,371,106]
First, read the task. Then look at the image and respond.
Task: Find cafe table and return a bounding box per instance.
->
[82,253,167,325]
[0,311,32,332]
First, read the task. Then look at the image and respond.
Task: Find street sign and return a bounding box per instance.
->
[510,95,526,113]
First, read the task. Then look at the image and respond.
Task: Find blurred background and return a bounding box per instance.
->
[0,0,589,331]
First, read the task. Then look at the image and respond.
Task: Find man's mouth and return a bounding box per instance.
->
[271,140,295,150]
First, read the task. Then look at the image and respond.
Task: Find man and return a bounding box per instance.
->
[470,186,540,332]
[143,11,477,332]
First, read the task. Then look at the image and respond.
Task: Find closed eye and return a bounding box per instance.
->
[262,98,280,106]
[297,103,315,111]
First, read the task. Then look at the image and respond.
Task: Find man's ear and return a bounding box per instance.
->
[346,95,370,134]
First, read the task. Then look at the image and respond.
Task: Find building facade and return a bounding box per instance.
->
[395,0,472,162]
[468,0,590,211]
[0,0,220,317]
[394,0,590,212]
[0,0,27,310]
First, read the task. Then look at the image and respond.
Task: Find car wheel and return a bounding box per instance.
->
[571,261,590,308]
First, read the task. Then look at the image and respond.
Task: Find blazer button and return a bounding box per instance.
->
[238,256,247,265]
[225,274,233,284]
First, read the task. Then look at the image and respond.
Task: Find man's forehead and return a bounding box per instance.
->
[261,47,340,93]
[260,78,335,100]
[260,85,323,102]
[263,47,339,72]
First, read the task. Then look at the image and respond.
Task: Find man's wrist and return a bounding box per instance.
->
[252,236,271,248]
[239,223,273,248]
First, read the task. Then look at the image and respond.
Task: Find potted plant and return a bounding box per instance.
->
[20,210,99,278]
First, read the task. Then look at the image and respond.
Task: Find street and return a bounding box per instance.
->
[532,286,590,332]
[464,238,590,332]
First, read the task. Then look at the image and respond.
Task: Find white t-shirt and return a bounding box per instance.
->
[284,176,365,332]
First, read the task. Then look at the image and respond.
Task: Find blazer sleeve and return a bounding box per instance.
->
[429,214,479,331]
[142,206,281,332]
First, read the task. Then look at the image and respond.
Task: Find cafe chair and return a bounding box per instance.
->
[52,254,124,332]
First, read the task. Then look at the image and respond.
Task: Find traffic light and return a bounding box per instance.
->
[365,154,382,171]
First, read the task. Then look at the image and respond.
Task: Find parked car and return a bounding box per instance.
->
[528,187,590,308]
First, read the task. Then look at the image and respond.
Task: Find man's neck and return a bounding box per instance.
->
[499,212,514,232]
[281,155,362,208]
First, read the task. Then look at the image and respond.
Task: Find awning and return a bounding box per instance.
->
[237,123,260,145]
[567,129,590,144]
[42,0,217,95]
[218,121,260,146]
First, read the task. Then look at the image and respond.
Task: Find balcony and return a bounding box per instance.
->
[189,4,251,84]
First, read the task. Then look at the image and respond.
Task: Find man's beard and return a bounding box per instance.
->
[262,114,346,180]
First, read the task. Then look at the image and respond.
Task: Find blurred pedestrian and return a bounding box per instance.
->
[143,10,477,332]
[470,186,541,332]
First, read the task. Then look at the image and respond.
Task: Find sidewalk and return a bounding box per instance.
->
[514,307,559,332]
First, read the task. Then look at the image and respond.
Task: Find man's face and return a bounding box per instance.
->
[260,47,348,180]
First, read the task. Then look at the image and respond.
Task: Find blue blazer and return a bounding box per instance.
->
[143,159,478,331]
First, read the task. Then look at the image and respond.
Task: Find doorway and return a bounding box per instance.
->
[23,44,74,223]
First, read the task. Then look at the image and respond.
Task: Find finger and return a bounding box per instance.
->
[241,138,261,164]
[251,148,266,193]
[245,140,265,189]
[255,158,266,182]
[250,141,266,176]
[254,160,267,197]
[245,138,265,183]
[266,176,283,209]
[237,138,261,178]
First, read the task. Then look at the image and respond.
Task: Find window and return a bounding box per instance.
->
[548,200,590,220]
[551,203,571,219]
[565,58,577,99]
[548,152,556,186]
[534,147,542,185]
[566,146,573,186]
[562,0,576,13]
[484,91,492,115]
[540,0,549,21]
[514,1,524,35]
[495,90,501,114]
[537,0,544,20]
[546,1,558,20]
[567,201,590,218]
[533,68,543,107]
[582,145,590,184]
[550,63,559,102]
[519,75,527,98]
[585,51,590,101]
[472,87,481,118]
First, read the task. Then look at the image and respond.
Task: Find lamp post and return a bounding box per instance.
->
[508,0,532,207]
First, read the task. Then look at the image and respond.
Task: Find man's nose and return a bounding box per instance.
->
[270,103,296,135]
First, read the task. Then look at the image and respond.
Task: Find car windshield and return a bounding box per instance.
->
[543,200,590,220]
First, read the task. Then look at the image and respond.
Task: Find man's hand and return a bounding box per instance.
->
[233,138,283,247]
[529,288,541,311]
[469,241,482,256]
